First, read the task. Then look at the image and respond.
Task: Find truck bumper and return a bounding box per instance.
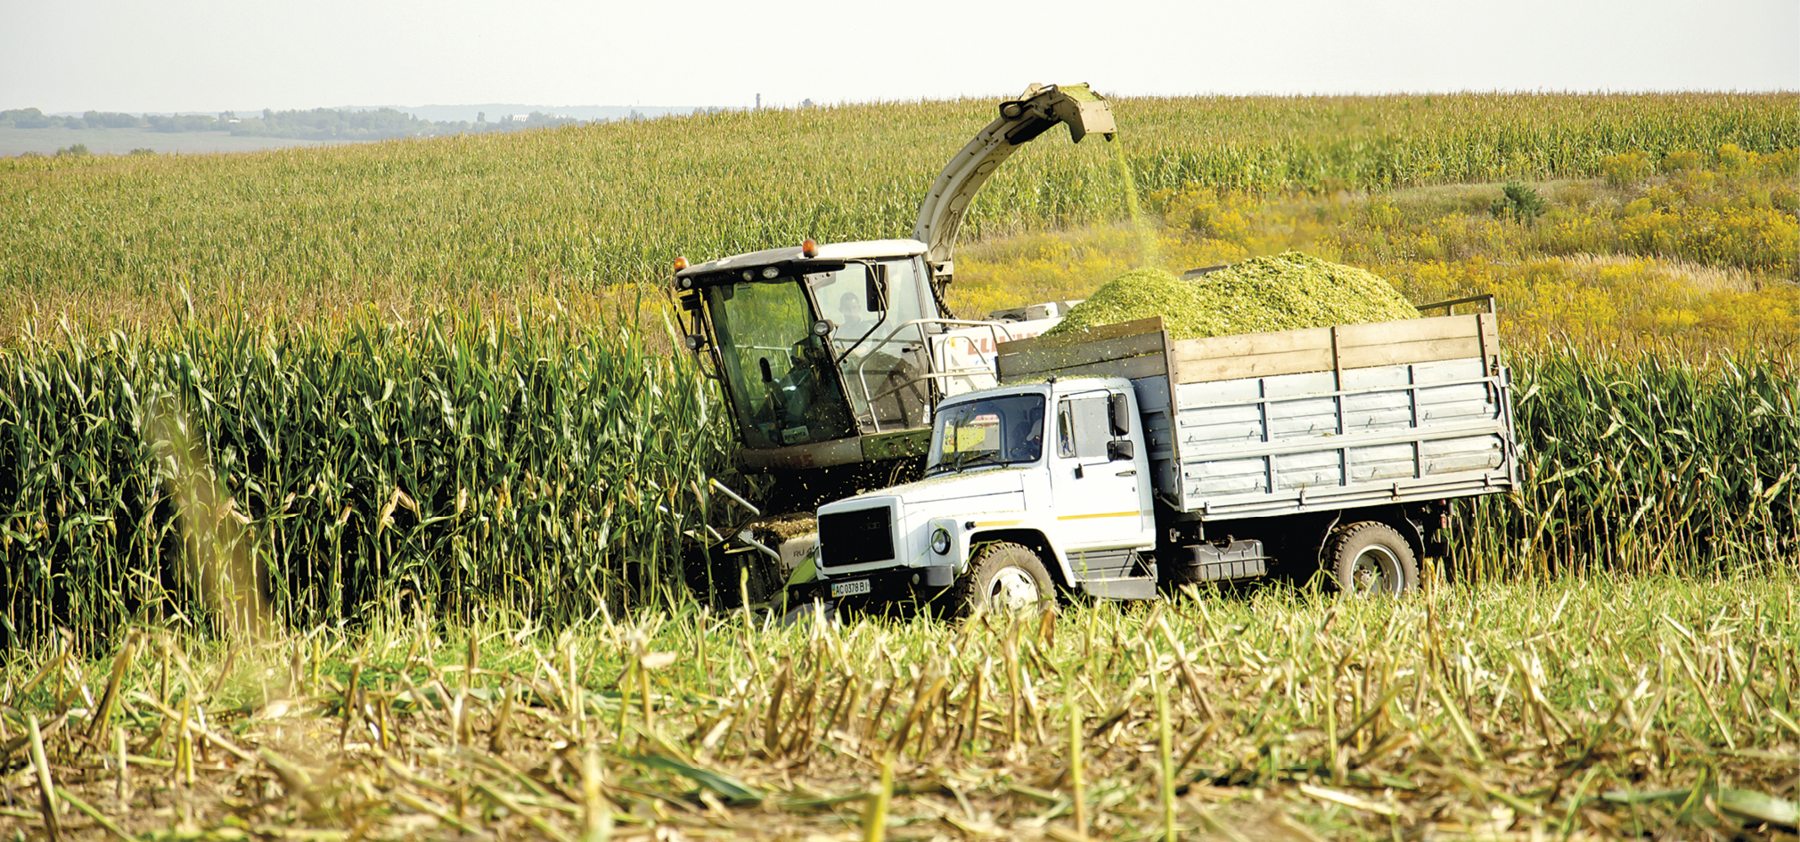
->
[803,565,956,612]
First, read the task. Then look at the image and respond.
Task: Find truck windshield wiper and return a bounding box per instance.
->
[933,450,1002,475]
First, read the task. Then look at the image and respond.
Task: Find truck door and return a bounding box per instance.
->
[1049,388,1152,580]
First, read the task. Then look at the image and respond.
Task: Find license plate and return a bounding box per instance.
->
[830,579,871,598]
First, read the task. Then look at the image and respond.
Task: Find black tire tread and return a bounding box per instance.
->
[1324,520,1419,597]
[949,542,1053,617]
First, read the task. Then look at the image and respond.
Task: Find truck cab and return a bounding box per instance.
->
[814,377,1161,612]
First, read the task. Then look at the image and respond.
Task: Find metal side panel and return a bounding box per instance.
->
[1267,397,1342,438]
[1129,374,1184,506]
[1176,404,1266,444]
[1418,382,1499,423]
[1182,472,1512,518]
[1177,377,1263,406]
[1422,435,1507,475]
[1144,406,1181,496]
[1347,442,1418,482]
[1174,369,1341,406]
[1164,356,1513,517]
[1342,390,1415,431]
[1078,576,1158,599]
[1274,449,1344,490]
[1133,374,1173,413]
[1183,457,1271,498]
[1409,358,1487,384]
[1339,365,1412,390]
[1067,548,1137,580]
[1262,370,1339,398]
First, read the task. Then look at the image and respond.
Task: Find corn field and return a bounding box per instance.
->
[3,93,1794,339]
[2,91,1796,647]
[0,91,1796,840]
[1453,350,1800,580]
[2,306,1795,648]
[0,303,729,650]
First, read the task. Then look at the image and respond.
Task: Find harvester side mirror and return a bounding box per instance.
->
[865,264,887,312]
[759,357,774,384]
[1109,392,1131,436]
[1107,439,1134,462]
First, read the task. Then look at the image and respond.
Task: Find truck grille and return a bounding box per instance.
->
[818,506,894,567]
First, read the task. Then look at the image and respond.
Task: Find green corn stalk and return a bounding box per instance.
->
[0,300,732,649]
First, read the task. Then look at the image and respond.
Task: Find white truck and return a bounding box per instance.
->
[810,308,1519,610]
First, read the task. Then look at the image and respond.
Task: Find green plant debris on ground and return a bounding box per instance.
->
[1047,252,1419,340]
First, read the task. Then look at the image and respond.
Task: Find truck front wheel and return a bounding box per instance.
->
[1324,522,1419,597]
[952,542,1054,616]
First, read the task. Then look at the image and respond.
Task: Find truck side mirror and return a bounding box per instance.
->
[1109,392,1131,436]
[1107,439,1134,462]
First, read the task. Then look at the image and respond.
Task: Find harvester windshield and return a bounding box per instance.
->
[705,279,855,449]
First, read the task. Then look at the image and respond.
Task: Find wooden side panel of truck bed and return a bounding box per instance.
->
[996,313,1517,519]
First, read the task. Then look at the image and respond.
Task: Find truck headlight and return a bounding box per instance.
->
[930,527,951,555]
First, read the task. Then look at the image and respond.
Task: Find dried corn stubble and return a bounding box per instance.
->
[9,575,1794,842]
[1047,252,1419,341]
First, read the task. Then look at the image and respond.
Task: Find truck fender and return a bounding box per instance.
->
[964,529,1070,591]
[1397,503,1437,568]
[1308,512,1344,570]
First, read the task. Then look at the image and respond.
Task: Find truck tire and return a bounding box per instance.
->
[1324,521,1418,597]
[951,542,1054,616]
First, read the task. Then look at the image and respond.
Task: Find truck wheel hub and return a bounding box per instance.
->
[987,568,1040,611]
[1351,546,1400,595]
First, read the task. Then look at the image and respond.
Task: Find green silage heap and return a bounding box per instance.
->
[1046,252,1418,340]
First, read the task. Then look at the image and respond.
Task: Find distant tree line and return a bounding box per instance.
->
[0,107,590,140]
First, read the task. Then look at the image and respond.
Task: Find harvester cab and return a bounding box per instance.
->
[669,84,1116,607]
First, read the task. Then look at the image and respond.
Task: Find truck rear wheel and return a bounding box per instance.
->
[952,542,1053,616]
[1325,522,1418,597]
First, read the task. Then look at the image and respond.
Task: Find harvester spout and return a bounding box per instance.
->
[913,83,1116,283]
[998,82,1117,145]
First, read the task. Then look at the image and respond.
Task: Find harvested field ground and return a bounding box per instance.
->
[3,574,1794,841]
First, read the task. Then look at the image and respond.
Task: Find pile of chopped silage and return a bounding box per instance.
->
[1045,252,1419,341]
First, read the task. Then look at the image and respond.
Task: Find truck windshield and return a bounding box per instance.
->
[705,279,855,449]
[926,393,1046,476]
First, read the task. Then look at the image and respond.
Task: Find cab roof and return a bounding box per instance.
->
[676,239,927,284]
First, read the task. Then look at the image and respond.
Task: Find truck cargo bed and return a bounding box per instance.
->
[995,313,1517,520]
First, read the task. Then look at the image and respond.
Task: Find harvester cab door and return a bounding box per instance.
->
[1048,387,1152,580]
[809,258,933,432]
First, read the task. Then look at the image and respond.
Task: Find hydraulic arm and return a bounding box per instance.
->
[912,83,1116,283]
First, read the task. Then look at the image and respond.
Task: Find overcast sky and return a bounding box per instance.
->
[3,0,1795,113]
